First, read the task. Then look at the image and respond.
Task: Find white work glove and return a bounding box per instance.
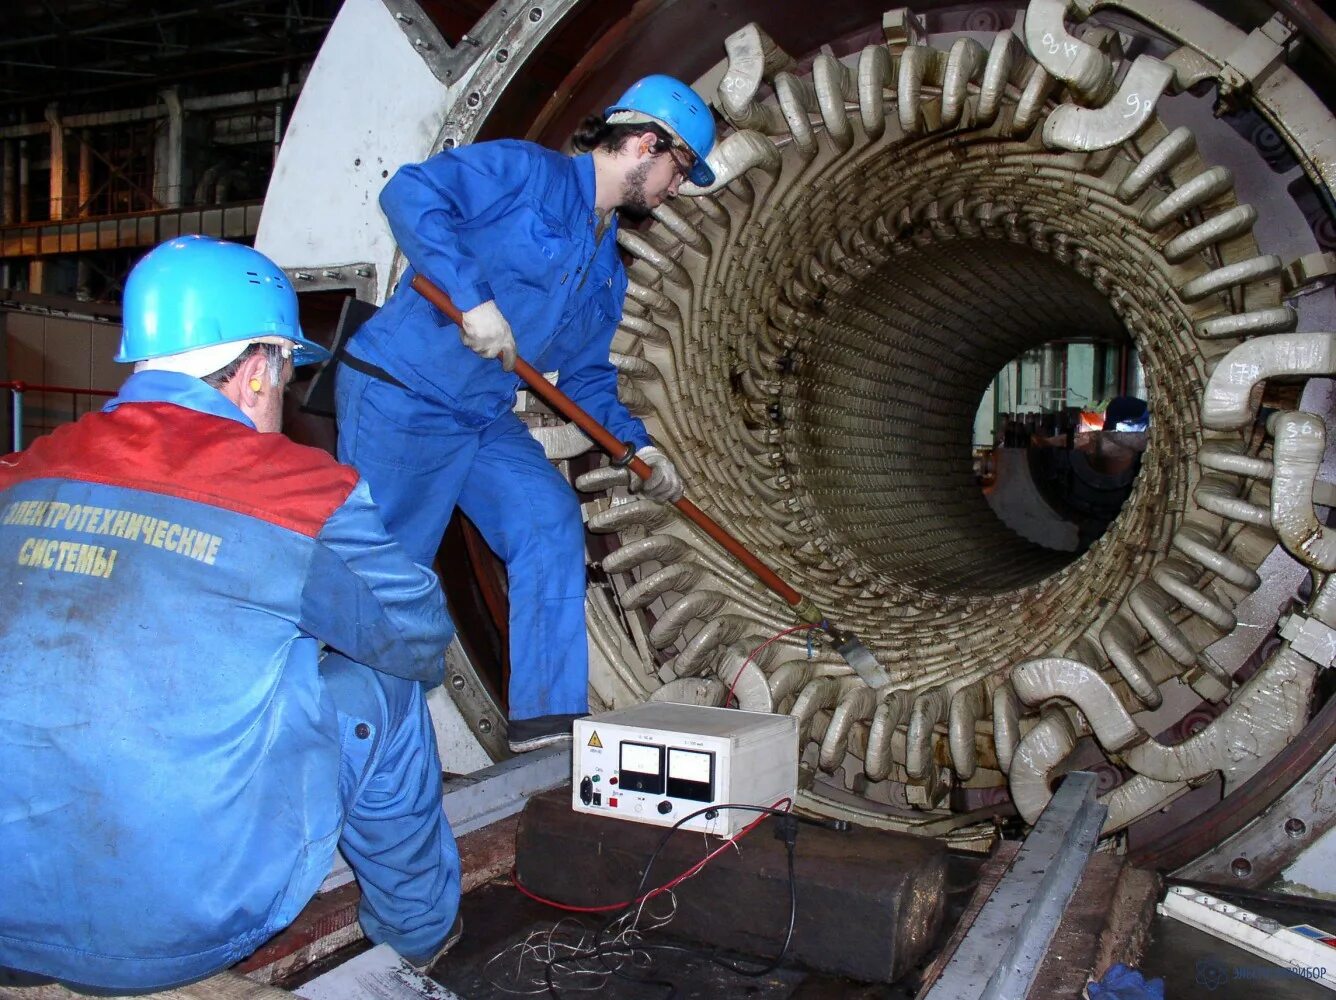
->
[459,300,517,372]
[631,446,684,504]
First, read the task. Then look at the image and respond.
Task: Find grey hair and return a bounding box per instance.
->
[201,342,285,390]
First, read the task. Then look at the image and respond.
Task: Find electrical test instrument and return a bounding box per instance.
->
[572,703,799,836]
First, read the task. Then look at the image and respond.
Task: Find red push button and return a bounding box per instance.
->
[608,797,618,808]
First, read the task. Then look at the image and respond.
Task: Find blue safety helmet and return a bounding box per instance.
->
[116,236,329,368]
[1104,395,1150,433]
[605,74,716,187]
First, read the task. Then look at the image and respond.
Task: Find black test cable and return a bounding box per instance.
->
[542,802,849,998]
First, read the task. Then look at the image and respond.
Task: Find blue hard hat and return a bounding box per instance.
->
[605,75,716,187]
[116,236,329,368]
[1104,395,1150,432]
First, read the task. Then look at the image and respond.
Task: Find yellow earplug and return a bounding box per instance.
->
[249,378,263,392]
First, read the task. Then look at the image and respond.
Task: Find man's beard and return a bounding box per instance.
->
[618,159,656,218]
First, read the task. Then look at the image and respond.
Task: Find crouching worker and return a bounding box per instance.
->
[0,236,461,993]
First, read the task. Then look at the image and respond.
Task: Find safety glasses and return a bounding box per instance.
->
[666,147,695,184]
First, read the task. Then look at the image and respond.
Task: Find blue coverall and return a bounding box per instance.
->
[338,139,651,722]
[0,372,459,991]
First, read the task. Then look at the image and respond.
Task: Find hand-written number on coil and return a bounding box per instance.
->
[1041,32,1080,59]
[1284,420,1320,437]
[1123,92,1154,118]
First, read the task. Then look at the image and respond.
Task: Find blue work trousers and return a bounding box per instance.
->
[336,364,589,721]
[322,653,460,964]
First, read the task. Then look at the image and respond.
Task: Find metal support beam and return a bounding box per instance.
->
[923,771,1107,1000]
[44,105,64,220]
[77,130,92,217]
[154,89,184,209]
[1,140,13,225]
[17,139,28,223]
[0,84,304,140]
[444,742,571,838]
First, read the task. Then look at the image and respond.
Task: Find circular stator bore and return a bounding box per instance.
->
[259,0,1336,876]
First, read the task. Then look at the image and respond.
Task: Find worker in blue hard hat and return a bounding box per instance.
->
[1102,395,1150,434]
[1076,394,1150,477]
[334,74,717,753]
[0,236,461,991]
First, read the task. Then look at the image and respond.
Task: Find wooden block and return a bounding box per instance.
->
[1094,864,1162,974]
[1030,852,1127,998]
[917,841,1162,999]
[917,840,1021,996]
[239,814,520,984]
[4,970,293,998]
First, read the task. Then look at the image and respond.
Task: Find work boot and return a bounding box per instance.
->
[406,913,463,973]
[507,713,584,753]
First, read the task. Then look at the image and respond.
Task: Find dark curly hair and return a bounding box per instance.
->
[570,113,676,155]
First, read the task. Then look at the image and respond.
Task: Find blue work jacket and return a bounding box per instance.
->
[350,139,651,449]
[0,372,451,990]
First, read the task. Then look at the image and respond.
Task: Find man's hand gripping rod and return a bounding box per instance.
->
[410,273,890,688]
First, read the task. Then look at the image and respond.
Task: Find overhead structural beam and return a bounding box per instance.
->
[0,84,304,139]
[0,202,264,261]
[0,0,274,53]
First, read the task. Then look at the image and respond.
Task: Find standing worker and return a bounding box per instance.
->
[0,237,461,992]
[335,75,716,752]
